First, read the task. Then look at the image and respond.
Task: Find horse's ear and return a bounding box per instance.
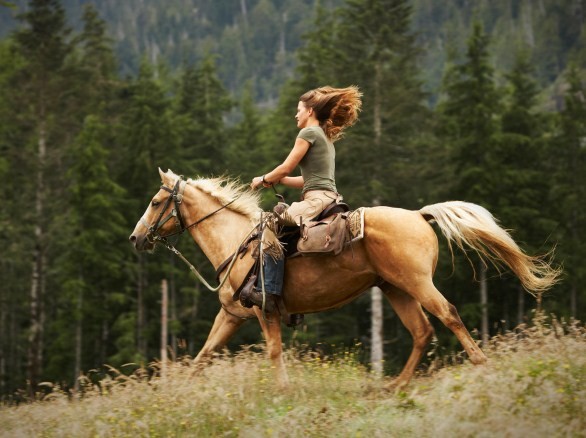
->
[158,167,168,183]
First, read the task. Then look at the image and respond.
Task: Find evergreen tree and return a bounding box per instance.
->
[116,60,178,361]
[548,65,586,319]
[119,59,177,202]
[46,115,128,387]
[436,22,503,343]
[0,38,30,397]
[175,54,232,177]
[227,82,266,182]
[438,22,502,206]
[496,52,556,325]
[74,3,118,117]
[334,0,429,208]
[11,0,75,394]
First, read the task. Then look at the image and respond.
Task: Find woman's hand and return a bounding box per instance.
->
[250,176,268,190]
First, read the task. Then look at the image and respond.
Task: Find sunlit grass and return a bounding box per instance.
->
[1,315,585,437]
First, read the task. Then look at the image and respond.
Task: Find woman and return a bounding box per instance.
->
[241,85,362,312]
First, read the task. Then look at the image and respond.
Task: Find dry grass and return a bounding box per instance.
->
[1,315,585,437]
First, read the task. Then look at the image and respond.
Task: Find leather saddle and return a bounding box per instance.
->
[280,200,351,258]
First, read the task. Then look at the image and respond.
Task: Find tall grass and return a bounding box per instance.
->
[1,314,585,437]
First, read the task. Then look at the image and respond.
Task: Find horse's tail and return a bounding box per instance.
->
[419,201,561,294]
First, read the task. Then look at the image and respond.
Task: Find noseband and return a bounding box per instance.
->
[142,177,239,245]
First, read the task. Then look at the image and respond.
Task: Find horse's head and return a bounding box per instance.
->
[129,168,185,252]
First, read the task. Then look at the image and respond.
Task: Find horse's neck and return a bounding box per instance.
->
[183,191,256,269]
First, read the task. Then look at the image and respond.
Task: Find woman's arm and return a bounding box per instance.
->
[251,137,310,189]
[279,176,304,188]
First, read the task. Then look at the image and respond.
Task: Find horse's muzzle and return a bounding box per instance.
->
[129,232,154,252]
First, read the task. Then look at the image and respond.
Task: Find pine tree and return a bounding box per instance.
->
[548,65,586,318]
[436,22,502,343]
[116,60,179,361]
[11,0,75,394]
[74,3,118,117]
[46,115,127,388]
[332,0,430,208]
[227,82,265,182]
[0,38,30,396]
[119,59,177,202]
[438,22,502,205]
[175,54,232,177]
[497,52,556,325]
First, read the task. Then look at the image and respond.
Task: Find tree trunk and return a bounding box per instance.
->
[0,295,6,394]
[73,276,83,392]
[169,254,177,359]
[370,287,384,377]
[28,119,47,396]
[480,263,489,345]
[240,0,248,24]
[517,285,525,326]
[161,279,168,377]
[522,0,535,47]
[137,253,147,358]
[369,61,384,377]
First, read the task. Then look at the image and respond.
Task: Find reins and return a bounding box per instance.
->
[155,224,259,293]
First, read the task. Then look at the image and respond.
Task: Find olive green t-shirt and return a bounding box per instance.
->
[297,126,337,193]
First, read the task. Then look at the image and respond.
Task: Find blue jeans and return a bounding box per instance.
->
[256,256,284,295]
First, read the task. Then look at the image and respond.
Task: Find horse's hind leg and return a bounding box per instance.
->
[406,280,487,365]
[193,308,246,368]
[381,283,435,389]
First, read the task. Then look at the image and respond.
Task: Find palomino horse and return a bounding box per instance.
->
[129,169,560,389]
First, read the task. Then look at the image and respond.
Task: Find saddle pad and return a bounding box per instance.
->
[347,207,365,243]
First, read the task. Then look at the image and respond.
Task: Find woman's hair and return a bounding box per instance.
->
[299,85,362,142]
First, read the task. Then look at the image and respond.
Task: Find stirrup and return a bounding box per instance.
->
[240,285,277,313]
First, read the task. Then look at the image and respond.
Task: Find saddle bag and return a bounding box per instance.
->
[297,213,349,256]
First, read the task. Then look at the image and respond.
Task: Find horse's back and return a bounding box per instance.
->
[281,206,437,312]
[364,206,436,242]
[363,206,439,287]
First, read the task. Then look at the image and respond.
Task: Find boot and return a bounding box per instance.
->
[239,285,277,313]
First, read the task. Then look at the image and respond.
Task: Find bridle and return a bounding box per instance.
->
[139,176,251,293]
[141,176,238,245]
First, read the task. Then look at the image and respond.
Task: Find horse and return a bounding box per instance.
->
[129,168,560,389]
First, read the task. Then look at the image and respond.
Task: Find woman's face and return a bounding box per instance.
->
[295,101,312,128]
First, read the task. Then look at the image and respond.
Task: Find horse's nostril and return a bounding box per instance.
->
[129,234,137,243]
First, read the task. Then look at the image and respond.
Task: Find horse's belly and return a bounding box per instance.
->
[281,242,377,313]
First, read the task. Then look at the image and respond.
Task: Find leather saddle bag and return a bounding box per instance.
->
[297,213,349,256]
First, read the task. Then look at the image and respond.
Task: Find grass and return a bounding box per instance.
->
[1,315,585,437]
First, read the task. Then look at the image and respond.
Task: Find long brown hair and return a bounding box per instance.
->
[299,85,362,142]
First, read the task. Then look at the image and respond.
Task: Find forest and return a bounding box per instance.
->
[0,0,584,400]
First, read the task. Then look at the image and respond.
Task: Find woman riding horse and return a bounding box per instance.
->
[241,86,362,312]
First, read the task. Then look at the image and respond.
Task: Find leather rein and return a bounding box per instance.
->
[141,177,255,293]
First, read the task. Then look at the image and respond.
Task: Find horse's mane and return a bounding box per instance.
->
[167,171,262,221]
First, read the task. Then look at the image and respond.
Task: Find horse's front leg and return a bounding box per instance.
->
[254,308,290,389]
[193,307,247,369]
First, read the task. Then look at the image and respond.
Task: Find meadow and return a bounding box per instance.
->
[1,314,584,437]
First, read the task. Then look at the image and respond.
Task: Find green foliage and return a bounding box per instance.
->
[174,54,232,176]
[546,65,586,316]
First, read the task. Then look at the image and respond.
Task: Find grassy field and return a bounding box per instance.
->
[1,315,585,437]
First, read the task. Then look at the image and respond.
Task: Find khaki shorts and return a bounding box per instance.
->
[286,190,340,225]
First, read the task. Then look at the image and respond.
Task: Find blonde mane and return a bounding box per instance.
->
[165,170,263,221]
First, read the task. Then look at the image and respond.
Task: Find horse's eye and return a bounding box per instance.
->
[151,200,160,207]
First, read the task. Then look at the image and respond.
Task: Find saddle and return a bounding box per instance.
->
[226,200,364,327]
[280,200,364,258]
